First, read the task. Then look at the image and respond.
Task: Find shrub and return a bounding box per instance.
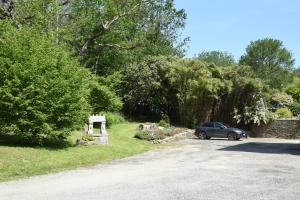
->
[285,86,300,102]
[234,99,276,126]
[100,112,125,128]
[134,131,154,141]
[89,78,123,113]
[271,92,294,108]
[82,134,94,142]
[275,107,293,118]
[189,116,198,129]
[158,119,170,128]
[158,113,171,128]
[134,130,166,141]
[158,127,179,137]
[155,132,166,140]
[289,102,300,116]
[0,22,91,145]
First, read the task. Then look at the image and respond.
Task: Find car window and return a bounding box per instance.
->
[219,122,230,128]
[214,123,222,128]
[215,122,227,129]
[202,122,214,127]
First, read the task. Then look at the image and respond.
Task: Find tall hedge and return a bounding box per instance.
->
[0,22,91,144]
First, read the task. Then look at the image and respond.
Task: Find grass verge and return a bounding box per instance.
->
[0,122,156,182]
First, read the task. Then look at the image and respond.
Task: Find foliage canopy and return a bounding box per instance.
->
[240,38,295,89]
[1,1,299,144]
[0,21,91,144]
[197,51,236,67]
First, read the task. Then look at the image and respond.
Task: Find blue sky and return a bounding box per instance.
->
[174,0,300,67]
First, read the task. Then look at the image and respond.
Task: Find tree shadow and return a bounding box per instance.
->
[0,134,76,149]
[218,142,300,155]
[191,137,242,141]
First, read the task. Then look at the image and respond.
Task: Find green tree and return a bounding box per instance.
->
[166,59,232,127]
[0,21,91,144]
[120,56,171,117]
[67,0,187,74]
[283,76,300,102]
[239,38,295,89]
[89,77,123,114]
[293,68,300,78]
[1,0,187,75]
[197,50,235,67]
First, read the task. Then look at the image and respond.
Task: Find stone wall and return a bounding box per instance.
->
[251,119,300,139]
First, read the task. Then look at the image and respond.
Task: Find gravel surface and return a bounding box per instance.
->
[1,138,300,200]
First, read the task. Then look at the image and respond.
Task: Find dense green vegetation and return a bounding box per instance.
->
[240,38,294,89]
[0,122,157,182]
[197,51,236,67]
[0,0,299,145]
[0,22,91,145]
[1,0,299,183]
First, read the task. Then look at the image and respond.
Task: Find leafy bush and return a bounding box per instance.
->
[189,116,198,129]
[158,113,170,127]
[158,119,170,128]
[270,92,294,108]
[134,130,166,141]
[289,102,300,116]
[82,134,94,142]
[275,107,293,118]
[234,99,276,125]
[134,131,153,140]
[158,127,183,137]
[285,86,300,102]
[89,77,123,113]
[0,22,91,145]
[100,112,125,128]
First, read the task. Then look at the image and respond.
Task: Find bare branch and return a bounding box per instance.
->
[96,42,139,50]
[60,0,70,6]
[101,3,140,30]
[80,3,141,55]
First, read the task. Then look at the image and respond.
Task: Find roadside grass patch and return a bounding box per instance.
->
[0,122,155,182]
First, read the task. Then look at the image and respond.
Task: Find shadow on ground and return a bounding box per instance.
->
[218,142,300,155]
[0,134,75,149]
[192,137,243,141]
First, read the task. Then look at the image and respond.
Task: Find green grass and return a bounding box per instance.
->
[0,122,157,182]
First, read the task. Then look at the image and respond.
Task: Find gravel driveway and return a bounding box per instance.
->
[1,138,300,200]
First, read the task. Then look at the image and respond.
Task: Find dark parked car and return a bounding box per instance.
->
[195,122,246,140]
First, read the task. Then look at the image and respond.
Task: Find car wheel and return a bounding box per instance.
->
[199,131,207,140]
[206,137,211,140]
[228,133,236,140]
[235,137,240,140]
